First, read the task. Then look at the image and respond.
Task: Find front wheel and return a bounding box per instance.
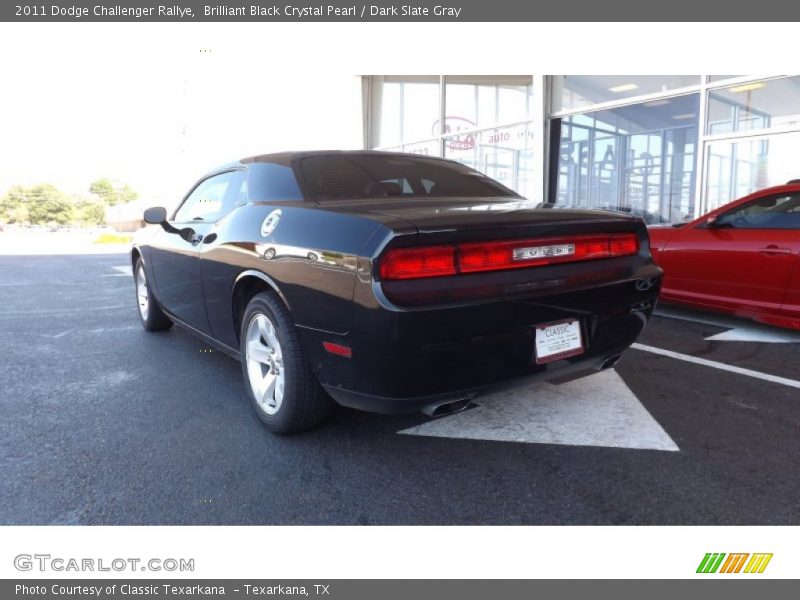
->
[240,292,334,434]
[134,258,173,331]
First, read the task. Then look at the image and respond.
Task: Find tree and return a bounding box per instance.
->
[89,178,138,206]
[75,200,106,226]
[5,204,29,224]
[0,185,28,223]
[23,184,74,225]
[1,181,122,226]
[0,184,74,225]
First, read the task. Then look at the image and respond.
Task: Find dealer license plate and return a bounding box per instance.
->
[534,319,584,364]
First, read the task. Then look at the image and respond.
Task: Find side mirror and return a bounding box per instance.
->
[705,215,719,228]
[143,206,167,224]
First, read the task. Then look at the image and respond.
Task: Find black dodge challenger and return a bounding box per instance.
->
[132,151,662,433]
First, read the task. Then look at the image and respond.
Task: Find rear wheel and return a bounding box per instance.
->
[134,258,173,331]
[241,292,334,434]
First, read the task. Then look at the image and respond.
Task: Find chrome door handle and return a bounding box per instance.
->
[758,245,792,255]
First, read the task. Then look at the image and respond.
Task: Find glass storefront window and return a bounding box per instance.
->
[444,76,533,131]
[369,76,440,147]
[707,77,800,134]
[444,123,534,197]
[554,94,700,223]
[708,75,745,82]
[551,75,701,113]
[368,75,800,223]
[402,139,441,156]
[705,131,800,212]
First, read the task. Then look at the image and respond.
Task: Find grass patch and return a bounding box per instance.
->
[94,233,132,244]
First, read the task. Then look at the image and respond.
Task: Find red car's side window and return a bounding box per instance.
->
[715,193,800,230]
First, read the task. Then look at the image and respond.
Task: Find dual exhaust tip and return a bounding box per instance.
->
[421,354,622,418]
[422,397,474,418]
[599,354,622,370]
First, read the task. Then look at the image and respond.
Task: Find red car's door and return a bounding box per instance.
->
[658,192,800,316]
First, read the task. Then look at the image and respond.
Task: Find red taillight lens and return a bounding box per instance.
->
[379,246,457,280]
[379,234,639,280]
[459,243,512,273]
[609,234,639,256]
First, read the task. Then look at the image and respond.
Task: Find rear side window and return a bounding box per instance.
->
[299,154,518,201]
[247,163,304,202]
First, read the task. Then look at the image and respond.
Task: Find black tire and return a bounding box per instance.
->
[240,292,334,434]
[134,258,173,332]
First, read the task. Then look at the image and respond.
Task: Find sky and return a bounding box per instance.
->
[2,21,795,212]
[0,26,363,208]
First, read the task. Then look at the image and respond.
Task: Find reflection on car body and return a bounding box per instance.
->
[258,244,338,267]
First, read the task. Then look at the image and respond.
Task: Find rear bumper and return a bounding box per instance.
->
[322,348,625,414]
[301,261,661,413]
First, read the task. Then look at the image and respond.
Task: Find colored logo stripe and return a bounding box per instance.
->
[719,553,749,573]
[744,553,773,573]
[697,553,772,574]
[697,553,726,573]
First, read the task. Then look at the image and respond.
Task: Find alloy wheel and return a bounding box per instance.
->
[245,313,285,415]
[136,265,149,320]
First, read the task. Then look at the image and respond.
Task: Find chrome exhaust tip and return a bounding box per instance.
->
[599,354,622,370]
[422,397,474,418]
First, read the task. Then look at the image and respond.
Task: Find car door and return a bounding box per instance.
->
[198,170,250,347]
[149,171,242,332]
[658,192,800,315]
[776,198,800,324]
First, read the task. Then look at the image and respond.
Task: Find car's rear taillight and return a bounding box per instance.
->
[379,245,457,280]
[379,233,639,280]
[609,234,639,256]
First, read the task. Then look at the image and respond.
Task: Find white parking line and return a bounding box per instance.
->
[103,265,132,277]
[654,306,800,344]
[631,343,800,390]
[401,369,679,451]
[0,305,129,317]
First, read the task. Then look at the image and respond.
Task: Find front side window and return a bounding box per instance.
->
[299,154,518,201]
[715,193,800,229]
[174,171,245,222]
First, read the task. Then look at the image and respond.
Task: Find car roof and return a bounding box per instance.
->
[248,149,452,164]
[209,150,455,173]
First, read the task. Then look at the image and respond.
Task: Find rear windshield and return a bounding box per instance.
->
[298,154,519,201]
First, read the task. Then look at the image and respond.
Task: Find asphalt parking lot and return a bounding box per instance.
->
[1,253,798,525]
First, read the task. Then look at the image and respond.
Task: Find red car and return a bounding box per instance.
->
[648,183,800,330]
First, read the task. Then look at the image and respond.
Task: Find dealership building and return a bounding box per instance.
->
[361,75,800,223]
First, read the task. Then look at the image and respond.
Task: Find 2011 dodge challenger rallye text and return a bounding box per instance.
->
[131,151,662,433]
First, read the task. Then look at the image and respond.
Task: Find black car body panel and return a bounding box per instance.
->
[133,151,662,414]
